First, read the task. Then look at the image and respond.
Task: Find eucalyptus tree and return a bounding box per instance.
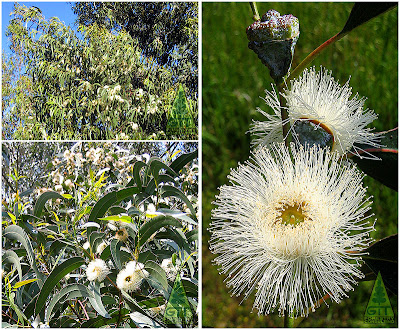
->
[3,4,197,140]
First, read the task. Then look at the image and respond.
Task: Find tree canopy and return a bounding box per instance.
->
[71,2,198,97]
[3,3,198,140]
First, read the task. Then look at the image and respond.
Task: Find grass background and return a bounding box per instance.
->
[202,2,398,327]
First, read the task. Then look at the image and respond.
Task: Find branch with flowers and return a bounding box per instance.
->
[209,2,397,327]
[2,142,198,328]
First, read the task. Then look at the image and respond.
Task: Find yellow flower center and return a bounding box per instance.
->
[276,203,310,226]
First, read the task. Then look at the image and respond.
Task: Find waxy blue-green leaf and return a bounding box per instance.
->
[88,187,139,223]
[34,257,85,315]
[149,158,177,184]
[158,208,198,225]
[2,250,23,281]
[121,291,163,326]
[110,239,124,270]
[88,281,111,318]
[185,228,198,243]
[130,311,163,328]
[145,174,176,195]
[45,284,93,323]
[130,160,147,190]
[33,191,65,217]
[145,260,168,290]
[89,231,106,254]
[160,185,196,218]
[4,225,45,288]
[138,215,182,247]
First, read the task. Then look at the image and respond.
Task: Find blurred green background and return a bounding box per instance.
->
[202,2,398,328]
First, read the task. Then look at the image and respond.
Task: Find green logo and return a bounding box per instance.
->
[364,272,394,324]
[164,273,193,326]
[166,84,196,137]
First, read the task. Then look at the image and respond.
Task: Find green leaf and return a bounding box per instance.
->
[363,234,397,294]
[158,208,198,225]
[13,278,38,289]
[110,239,124,270]
[160,185,196,218]
[2,250,23,281]
[145,260,168,290]
[45,284,93,323]
[130,311,163,328]
[9,292,28,326]
[169,150,198,173]
[99,215,132,223]
[186,229,198,243]
[352,129,398,191]
[89,231,106,254]
[4,225,45,288]
[88,281,111,318]
[88,187,139,223]
[149,158,177,184]
[34,191,65,217]
[34,257,85,315]
[121,291,162,325]
[130,161,147,190]
[138,215,182,247]
[340,3,397,36]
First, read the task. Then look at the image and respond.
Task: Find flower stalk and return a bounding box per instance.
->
[284,314,295,328]
[284,32,343,86]
[249,2,260,21]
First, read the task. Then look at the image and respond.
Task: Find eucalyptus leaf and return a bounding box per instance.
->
[145,260,169,291]
[340,2,397,36]
[169,150,198,173]
[352,128,398,190]
[34,257,85,315]
[363,234,397,294]
[45,284,93,323]
[33,191,65,217]
[138,215,182,247]
[88,282,111,318]
[2,250,23,281]
[88,187,139,223]
[4,225,45,288]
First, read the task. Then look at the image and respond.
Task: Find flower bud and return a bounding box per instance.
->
[247,9,299,82]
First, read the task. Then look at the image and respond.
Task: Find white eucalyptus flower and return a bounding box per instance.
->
[250,67,380,158]
[210,143,375,317]
[64,179,74,189]
[86,259,110,282]
[116,261,149,292]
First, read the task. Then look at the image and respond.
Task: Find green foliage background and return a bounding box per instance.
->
[202,2,398,327]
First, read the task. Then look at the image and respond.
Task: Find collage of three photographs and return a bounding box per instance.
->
[1,1,398,328]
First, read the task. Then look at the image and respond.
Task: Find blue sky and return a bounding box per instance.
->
[2,2,78,53]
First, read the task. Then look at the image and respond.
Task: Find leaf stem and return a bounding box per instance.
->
[249,2,260,21]
[288,32,343,82]
[106,275,119,291]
